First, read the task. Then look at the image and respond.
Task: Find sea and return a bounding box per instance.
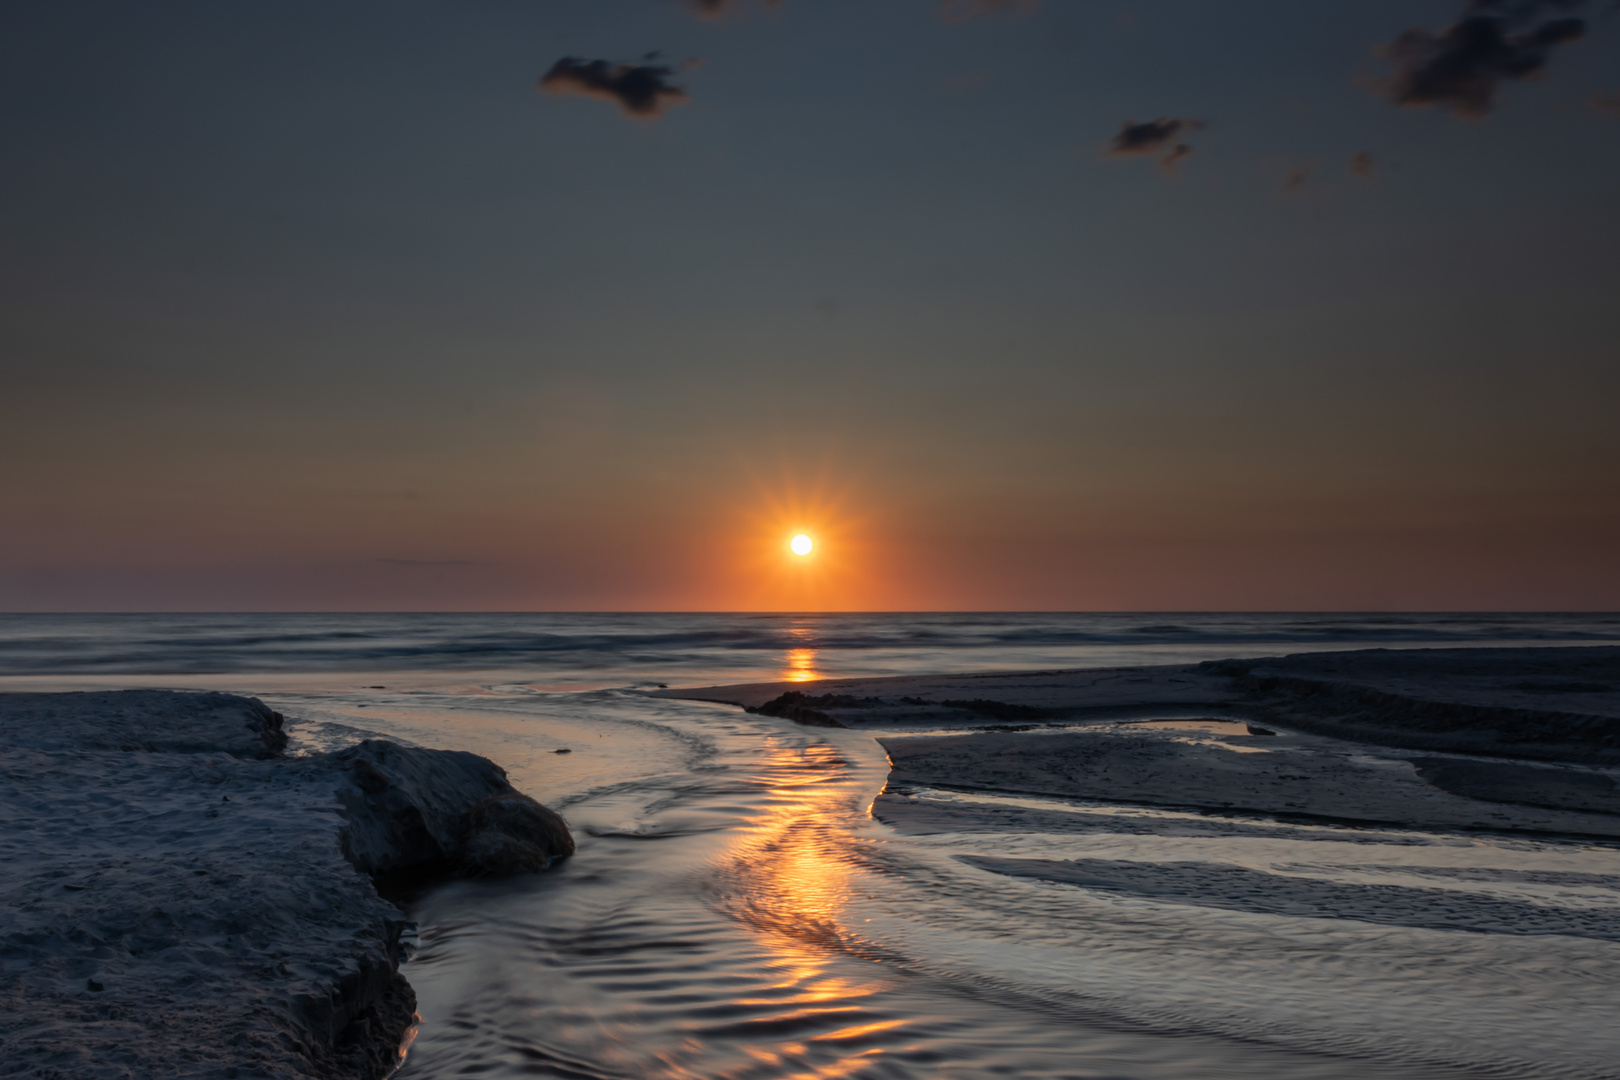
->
[4,612,1619,1080]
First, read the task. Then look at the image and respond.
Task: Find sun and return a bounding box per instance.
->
[790,533,814,557]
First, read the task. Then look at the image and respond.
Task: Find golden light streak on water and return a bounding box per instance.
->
[784,647,820,682]
[711,737,907,1078]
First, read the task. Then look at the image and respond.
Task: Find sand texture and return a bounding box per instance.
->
[880,721,1620,839]
[0,690,571,1080]
[957,854,1620,940]
[661,645,1620,763]
[1217,646,1620,764]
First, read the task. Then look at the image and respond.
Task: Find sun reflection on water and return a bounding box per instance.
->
[782,624,820,682]
[784,648,820,682]
[712,737,905,1078]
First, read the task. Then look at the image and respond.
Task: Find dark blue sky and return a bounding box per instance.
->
[3,1,1618,610]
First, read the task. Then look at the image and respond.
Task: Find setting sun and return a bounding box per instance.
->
[790,534,814,557]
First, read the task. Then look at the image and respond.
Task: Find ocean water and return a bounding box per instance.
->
[4,612,1619,1079]
[4,611,1619,685]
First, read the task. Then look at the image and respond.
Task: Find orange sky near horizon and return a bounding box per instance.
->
[3,2,1618,613]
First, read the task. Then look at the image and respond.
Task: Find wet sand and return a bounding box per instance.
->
[660,647,1620,844]
[659,644,1620,761]
[0,690,567,1080]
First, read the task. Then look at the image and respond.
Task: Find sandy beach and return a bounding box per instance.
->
[0,690,570,1080]
[7,640,1620,1078]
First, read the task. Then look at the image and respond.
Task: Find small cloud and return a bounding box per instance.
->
[939,0,1040,23]
[1105,116,1203,155]
[1350,150,1377,177]
[1158,143,1194,174]
[539,56,690,118]
[1590,90,1620,116]
[1373,0,1589,118]
[1282,161,1316,194]
[1104,117,1205,173]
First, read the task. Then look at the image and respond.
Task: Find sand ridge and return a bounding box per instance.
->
[657,645,1620,762]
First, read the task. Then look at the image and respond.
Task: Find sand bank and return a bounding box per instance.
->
[0,690,570,1080]
[662,646,1620,980]
[661,645,1620,843]
[658,645,1620,762]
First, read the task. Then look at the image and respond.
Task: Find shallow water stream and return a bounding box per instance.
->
[272,685,1620,1080]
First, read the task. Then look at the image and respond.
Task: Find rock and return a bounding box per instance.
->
[456,792,577,877]
[327,739,573,888]
[1,690,572,1080]
[1,691,408,1080]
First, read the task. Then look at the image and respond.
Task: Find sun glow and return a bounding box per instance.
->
[725,468,876,609]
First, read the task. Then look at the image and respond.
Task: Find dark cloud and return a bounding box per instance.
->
[1590,91,1620,116]
[539,57,690,118]
[1282,161,1315,194]
[1104,117,1204,173]
[1105,117,1202,156]
[1375,0,1589,118]
[1350,150,1377,178]
[939,0,1040,23]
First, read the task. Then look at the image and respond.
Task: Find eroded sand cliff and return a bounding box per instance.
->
[0,690,571,1080]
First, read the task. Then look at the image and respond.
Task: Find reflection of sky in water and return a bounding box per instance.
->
[1118,718,1272,752]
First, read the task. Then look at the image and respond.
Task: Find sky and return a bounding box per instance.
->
[2,0,1618,612]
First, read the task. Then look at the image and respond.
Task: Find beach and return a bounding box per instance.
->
[0,689,570,1079]
[3,615,1620,1078]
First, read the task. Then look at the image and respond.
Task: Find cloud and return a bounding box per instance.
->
[1282,161,1315,194]
[939,0,1040,23]
[1106,117,1202,155]
[1158,143,1194,174]
[1350,150,1377,178]
[1591,91,1620,116]
[1104,117,1204,173]
[1374,0,1589,118]
[539,56,690,118]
